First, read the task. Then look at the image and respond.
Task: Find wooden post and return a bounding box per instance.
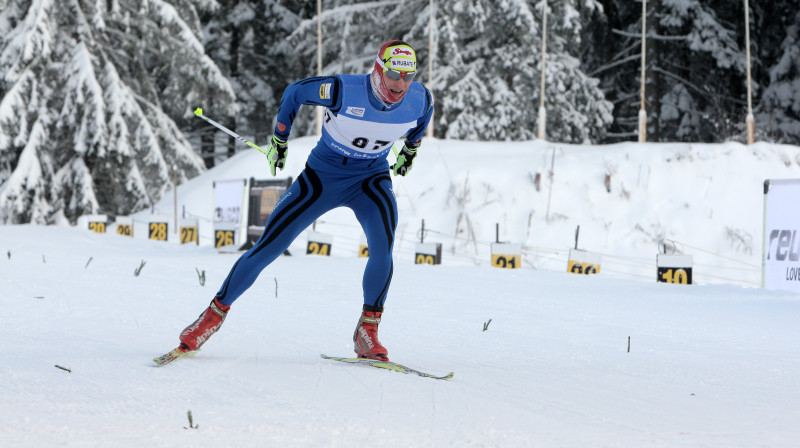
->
[315,0,323,136]
[173,165,178,234]
[744,0,755,144]
[426,0,435,138]
[537,0,548,140]
[638,0,647,143]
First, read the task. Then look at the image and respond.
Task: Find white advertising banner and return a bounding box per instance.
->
[762,178,800,293]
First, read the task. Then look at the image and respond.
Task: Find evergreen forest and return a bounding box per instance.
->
[1,0,798,223]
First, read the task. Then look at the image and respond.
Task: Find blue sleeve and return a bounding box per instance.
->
[274,76,342,140]
[404,86,434,146]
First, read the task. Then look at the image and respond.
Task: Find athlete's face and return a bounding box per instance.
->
[383,74,413,102]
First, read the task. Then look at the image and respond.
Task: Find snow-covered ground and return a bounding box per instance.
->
[135,137,800,287]
[3,138,800,447]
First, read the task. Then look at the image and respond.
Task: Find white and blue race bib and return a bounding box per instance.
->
[321,75,427,159]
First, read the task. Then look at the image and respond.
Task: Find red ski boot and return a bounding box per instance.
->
[353,310,389,361]
[179,298,230,351]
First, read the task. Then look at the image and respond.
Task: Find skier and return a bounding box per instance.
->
[176,40,434,362]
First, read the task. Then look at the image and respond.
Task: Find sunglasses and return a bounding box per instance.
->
[385,68,416,81]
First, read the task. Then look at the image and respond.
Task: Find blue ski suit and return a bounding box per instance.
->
[214,74,434,311]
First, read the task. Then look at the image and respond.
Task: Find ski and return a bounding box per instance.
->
[153,345,191,366]
[320,354,454,380]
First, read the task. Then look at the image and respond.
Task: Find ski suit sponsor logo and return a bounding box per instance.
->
[345,106,365,117]
[319,83,332,100]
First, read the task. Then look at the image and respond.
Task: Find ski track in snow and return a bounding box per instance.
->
[5,138,800,446]
[2,224,800,447]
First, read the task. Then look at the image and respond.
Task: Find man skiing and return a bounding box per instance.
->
[175,40,433,362]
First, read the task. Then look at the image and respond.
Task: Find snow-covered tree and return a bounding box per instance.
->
[201,0,304,156]
[427,0,612,142]
[3,0,800,226]
[274,0,612,143]
[0,0,236,224]
[589,0,761,143]
[755,9,800,143]
[653,0,747,142]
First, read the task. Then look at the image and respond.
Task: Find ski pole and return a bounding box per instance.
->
[193,108,268,156]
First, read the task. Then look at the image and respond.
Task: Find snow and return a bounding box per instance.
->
[3,137,800,447]
[0,0,54,82]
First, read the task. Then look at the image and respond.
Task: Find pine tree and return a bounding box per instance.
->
[200,1,305,162]
[584,0,643,142]
[654,0,747,142]
[754,8,800,143]
[432,0,612,142]
[0,0,236,224]
[590,0,751,143]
